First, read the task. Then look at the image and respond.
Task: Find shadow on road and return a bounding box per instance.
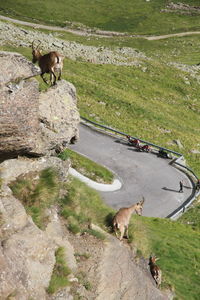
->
[183,185,192,190]
[114,139,128,146]
[162,187,180,193]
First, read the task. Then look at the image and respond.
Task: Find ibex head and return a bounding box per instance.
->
[135,196,145,216]
[31,40,42,63]
[149,255,159,264]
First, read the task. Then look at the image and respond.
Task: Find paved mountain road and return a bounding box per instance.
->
[69,124,192,218]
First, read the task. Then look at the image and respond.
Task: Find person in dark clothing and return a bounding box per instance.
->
[179,180,183,193]
[196,179,200,191]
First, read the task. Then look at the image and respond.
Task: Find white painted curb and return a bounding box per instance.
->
[69,167,122,191]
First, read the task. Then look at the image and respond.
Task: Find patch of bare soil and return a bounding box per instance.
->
[67,230,105,299]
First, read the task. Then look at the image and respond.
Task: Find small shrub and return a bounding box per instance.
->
[61,208,76,219]
[58,151,69,161]
[77,271,92,291]
[84,280,92,291]
[68,223,81,234]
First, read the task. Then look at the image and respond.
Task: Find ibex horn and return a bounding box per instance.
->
[141,196,145,205]
[36,40,41,49]
[31,40,35,49]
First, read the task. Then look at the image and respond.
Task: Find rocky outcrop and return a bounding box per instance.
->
[38,80,79,155]
[0,157,74,300]
[0,50,80,299]
[0,51,80,161]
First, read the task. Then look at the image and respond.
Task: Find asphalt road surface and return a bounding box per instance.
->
[69,124,192,218]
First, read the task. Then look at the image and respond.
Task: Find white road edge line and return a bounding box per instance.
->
[69,167,122,191]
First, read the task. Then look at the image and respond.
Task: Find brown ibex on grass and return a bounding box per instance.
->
[112,197,145,241]
[149,255,162,288]
[31,40,64,86]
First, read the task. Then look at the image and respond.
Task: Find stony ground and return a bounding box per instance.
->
[67,230,105,299]
[0,20,147,66]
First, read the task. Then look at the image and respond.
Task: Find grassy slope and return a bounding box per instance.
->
[9,162,200,299]
[1,38,199,176]
[130,216,200,300]
[0,0,200,34]
[63,177,200,299]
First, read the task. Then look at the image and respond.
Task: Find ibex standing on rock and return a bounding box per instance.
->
[113,197,145,241]
[149,255,162,288]
[31,40,64,86]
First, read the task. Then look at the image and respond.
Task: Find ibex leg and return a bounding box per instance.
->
[58,70,62,80]
[119,225,125,241]
[50,71,57,86]
[41,73,48,85]
[125,225,129,239]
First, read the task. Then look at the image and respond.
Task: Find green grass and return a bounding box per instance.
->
[59,148,114,183]
[129,216,200,300]
[83,228,105,240]
[59,177,200,299]
[60,177,114,229]
[9,168,61,229]
[178,198,200,231]
[1,41,200,177]
[1,0,200,34]
[47,247,71,294]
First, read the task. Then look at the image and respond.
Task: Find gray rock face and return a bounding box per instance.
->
[0,51,80,161]
[0,51,39,86]
[91,225,170,300]
[38,80,80,155]
[0,157,74,300]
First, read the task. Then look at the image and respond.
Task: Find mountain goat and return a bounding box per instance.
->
[31,40,64,86]
[149,255,162,287]
[113,197,145,240]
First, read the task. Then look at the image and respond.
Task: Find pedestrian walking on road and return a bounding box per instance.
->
[196,179,200,192]
[179,180,183,193]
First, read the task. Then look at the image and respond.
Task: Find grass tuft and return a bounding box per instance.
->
[82,228,105,240]
[47,247,71,294]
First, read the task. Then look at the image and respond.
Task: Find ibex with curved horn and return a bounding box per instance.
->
[113,197,145,241]
[31,40,64,86]
[149,255,162,288]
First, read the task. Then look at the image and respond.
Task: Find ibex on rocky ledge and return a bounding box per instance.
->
[149,255,162,288]
[31,40,64,86]
[113,197,145,241]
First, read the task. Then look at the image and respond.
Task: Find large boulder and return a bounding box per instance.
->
[0,51,80,161]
